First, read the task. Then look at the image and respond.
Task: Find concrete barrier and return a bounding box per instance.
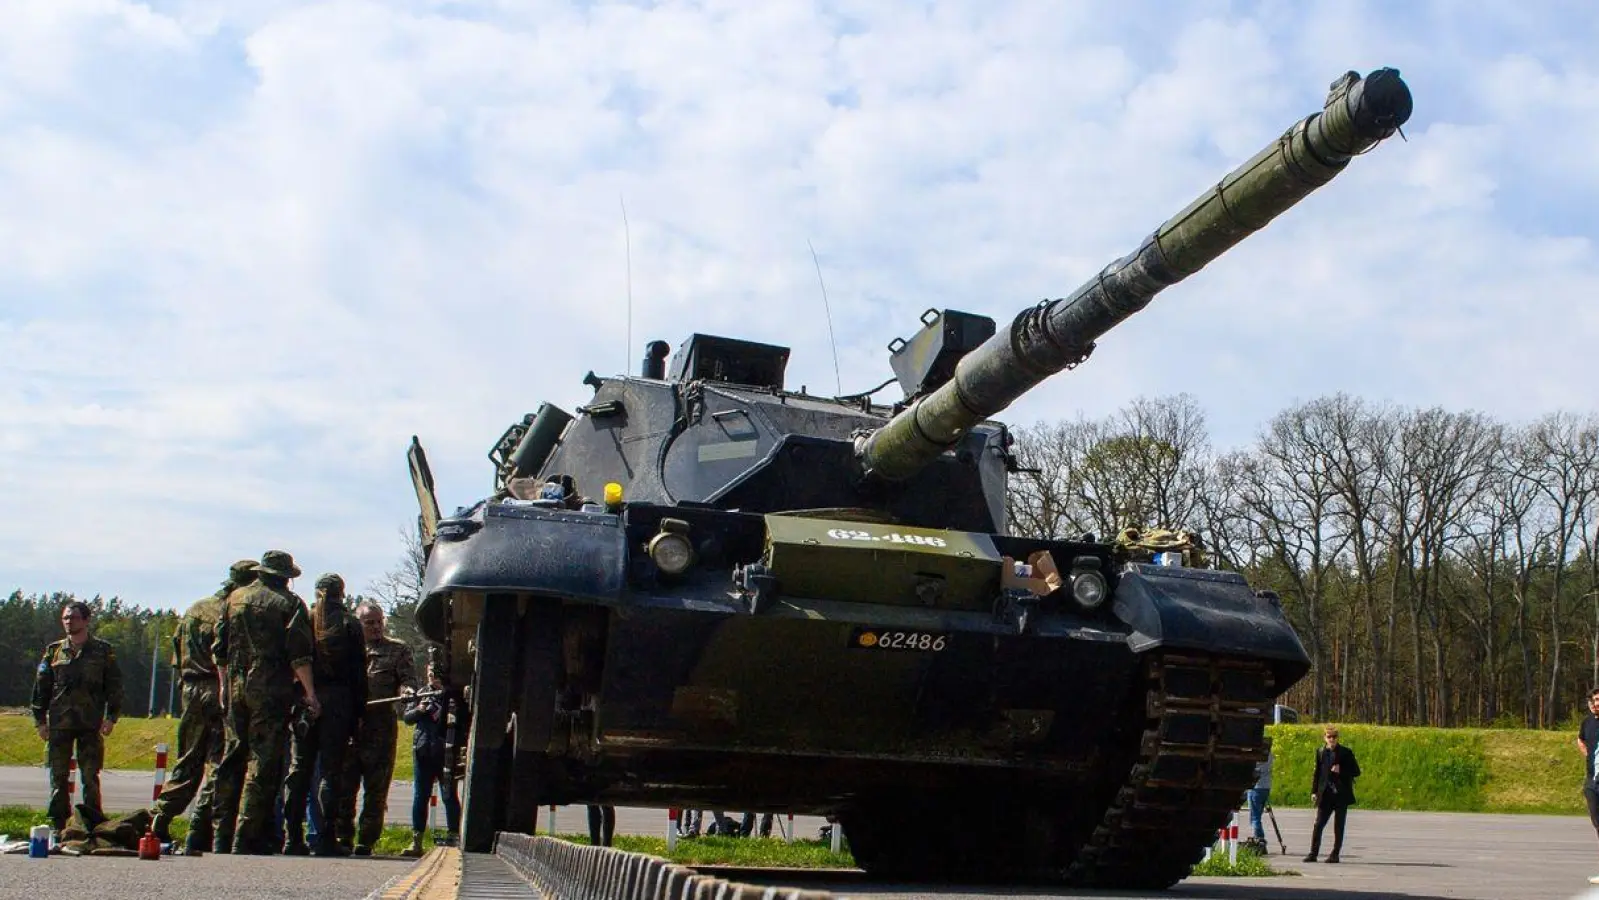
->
[494,832,836,900]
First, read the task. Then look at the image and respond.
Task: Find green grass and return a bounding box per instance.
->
[0,714,417,781]
[1265,723,1583,814]
[564,833,856,868]
[1190,844,1285,877]
[1267,724,1492,812]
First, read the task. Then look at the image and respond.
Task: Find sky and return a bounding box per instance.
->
[3,0,1597,612]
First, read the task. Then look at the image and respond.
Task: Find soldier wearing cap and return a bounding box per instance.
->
[31,600,124,834]
[148,559,258,852]
[336,600,416,855]
[209,550,318,855]
[281,573,367,856]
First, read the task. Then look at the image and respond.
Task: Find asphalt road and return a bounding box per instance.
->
[720,807,1599,900]
[13,765,1599,900]
[0,852,414,900]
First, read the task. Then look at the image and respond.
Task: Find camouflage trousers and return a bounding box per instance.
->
[210,684,293,853]
[338,712,398,848]
[150,680,225,840]
[46,727,104,832]
[282,685,356,850]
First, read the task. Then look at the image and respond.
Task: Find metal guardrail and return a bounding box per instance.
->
[494,833,838,900]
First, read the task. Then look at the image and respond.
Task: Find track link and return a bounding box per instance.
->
[1066,652,1274,888]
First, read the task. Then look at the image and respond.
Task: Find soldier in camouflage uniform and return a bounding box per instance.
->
[148,559,257,852]
[32,600,124,833]
[209,550,319,855]
[338,601,415,855]
[281,573,367,856]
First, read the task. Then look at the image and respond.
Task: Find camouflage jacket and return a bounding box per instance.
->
[173,593,225,683]
[214,581,314,695]
[31,636,124,731]
[363,635,416,716]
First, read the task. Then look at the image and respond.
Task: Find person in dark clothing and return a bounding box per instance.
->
[1304,725,1361,863]
[1575,688,1599,856]
[587,804,616,847]
[401,661,461,856]
[280,574,367,856]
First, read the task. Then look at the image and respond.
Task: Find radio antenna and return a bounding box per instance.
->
[621,195,633,375]
[808,239,842,395]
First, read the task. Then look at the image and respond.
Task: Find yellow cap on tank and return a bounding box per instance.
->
[604,482,624,510]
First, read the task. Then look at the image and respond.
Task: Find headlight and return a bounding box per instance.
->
[648,531,695,575]
[1070,571,1108,610]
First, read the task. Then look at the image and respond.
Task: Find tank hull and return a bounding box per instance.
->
[419,502,1306,883]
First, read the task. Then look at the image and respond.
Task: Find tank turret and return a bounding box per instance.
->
[858,68,1412,481]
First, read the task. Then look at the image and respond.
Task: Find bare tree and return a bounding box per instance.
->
[366,522,431,669]
[1235,403,1351,718]
[1523,413,1599,725]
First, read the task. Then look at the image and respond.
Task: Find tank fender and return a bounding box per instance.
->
[1111,564,1310,678]
[419,503,627,615]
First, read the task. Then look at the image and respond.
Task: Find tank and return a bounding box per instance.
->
[407,67,1412,886]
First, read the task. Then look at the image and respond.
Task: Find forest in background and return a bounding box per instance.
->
[1008,393,1599,729]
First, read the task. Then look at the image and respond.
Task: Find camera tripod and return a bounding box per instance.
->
[1264,804,1287,855]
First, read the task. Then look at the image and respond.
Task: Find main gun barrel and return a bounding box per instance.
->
[856,68,1413,482]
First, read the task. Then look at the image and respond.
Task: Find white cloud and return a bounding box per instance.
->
[1,0,1596,609]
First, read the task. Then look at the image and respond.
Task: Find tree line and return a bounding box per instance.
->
[0,592,179,715]
[1007,394,1599,730]
[0,580,430,715]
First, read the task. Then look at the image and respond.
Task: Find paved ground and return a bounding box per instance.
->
[723,807,1599,900]
[13,765,1599,899]
[0,852,414,900]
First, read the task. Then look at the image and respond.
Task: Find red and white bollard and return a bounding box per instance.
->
[667,809,680,852]
[151,744,169,801]
[783,813,794,844]
[1228,811,1240,867]
[67,758,76,799]
[547,805,558,836]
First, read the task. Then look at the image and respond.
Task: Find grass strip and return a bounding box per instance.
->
[0,714,417,781]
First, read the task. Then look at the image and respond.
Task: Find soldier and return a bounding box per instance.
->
[210,550,319,855]
[31,600,124,834]
[281,574,367,856]
[149,559,258,852]
[339,601,415,856]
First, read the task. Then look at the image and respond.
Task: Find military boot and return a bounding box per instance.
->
[312,837,350,858]
[149,812,172,844]
[401,832,424,858]
[282,835,310,856]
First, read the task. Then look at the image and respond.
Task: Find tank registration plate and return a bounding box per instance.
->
[849,627,948,652]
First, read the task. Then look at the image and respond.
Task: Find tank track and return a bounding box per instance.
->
[1066,652,1274,888]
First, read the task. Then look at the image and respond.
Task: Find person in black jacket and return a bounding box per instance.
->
[1304,725,1361,863]
[280,574,366,856]
[402,661,461,856]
